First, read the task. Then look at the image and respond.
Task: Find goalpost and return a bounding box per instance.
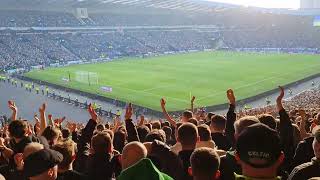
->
[75,71,99,86]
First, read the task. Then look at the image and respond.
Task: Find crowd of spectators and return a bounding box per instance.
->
[0,86,319,180]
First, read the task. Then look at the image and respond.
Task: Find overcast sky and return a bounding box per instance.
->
[207,0,300,9]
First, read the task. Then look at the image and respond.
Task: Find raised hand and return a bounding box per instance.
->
[39,103,46,114]
[125,103,133,120]
[160,98,166,109]
[88,104,98,121]
[8,100,17,112]
[8,100,17,121]
[191,96,196,112]
[226,89,236,105]
[276,86,285,111]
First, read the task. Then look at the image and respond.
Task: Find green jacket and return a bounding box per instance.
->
[117,158,173,180]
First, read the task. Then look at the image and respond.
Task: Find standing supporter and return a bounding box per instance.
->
[24,148,63,180]
[189,147,220,180]
[210,115,230,151]
[177,122,199,180]
[196,124,216,149]
[235,123,284,180]
[288,126,320,179]
[52,139,87,180]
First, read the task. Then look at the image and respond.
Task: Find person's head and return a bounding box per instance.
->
[151,121,161,130]
[206,112,215,122]
[8,120,28,139]
[91,132,112,154]
[96,124,105,132]
[24,143,44,159]
[188,118,198,126]
[189,147,220,180]
[234,116,259,140]
[182,110,193,122]
[24,149,63,180]
[137,125,150,143]
[178,123,199,150]
[41,126,62,146]
[113,130,126,153]
[315,113,320,125]
[210,115,226,132]
[162,126,172,141]
[61,129,71,140]
[52,139,77,170]
[198,124,212,142]
[121,141,147,170]
[258,114,277,130]
[145,129,166,143]
[105,123,110,130]
[312,126,320,159]
[235,123,284,178]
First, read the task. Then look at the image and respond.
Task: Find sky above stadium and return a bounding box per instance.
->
[208,0,300,9]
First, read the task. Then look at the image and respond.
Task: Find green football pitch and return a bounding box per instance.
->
[25,51,320,111]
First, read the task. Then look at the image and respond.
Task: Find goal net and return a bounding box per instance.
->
[75,71,99,85]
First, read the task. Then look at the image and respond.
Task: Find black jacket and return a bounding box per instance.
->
[288,158,320,180]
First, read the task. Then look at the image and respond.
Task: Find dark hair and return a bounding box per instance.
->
[162,126,172,139]
[96,124,105,132]
[211,115,226,131]
[258,114,277,130]
[207,112,215,121]
[178,123,198,146]
[137,125,150,143]
[105,123,110,129]
[61,129,71,139]
[9,120,27,138]
[152,121,161,130]
[182,111,193,119]
[145,123,152,131]
[198,125,212,141]
[42,126,61,143]
[188,118,198,126]
[145,129,166,143]
[113,130,126,152]
[190,147,220,179]
[91,132,112,154]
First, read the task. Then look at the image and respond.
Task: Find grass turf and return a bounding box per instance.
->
[25,51,320,111]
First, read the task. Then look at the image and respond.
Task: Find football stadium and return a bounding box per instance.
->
[1,0,320,179]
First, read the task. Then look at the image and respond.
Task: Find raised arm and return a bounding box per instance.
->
[39,103,47,135]
[276,86,294,168]
[191,96,196,113]
[226,89,237,146]
[160,98,176,128]
[125,103,140,142]
[8,100,17,121]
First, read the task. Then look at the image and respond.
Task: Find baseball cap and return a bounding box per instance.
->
[236,123,281,168]
[24,148,63,177]
[312,126,320,142]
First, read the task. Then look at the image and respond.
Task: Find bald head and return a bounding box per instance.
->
[121,141,147,170]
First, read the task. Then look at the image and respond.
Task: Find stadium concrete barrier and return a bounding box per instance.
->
[17,72,320,117]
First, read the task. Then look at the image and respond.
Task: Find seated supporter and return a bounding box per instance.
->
[189,147,221,180]
[288,126,320,180]
[235,123,284,180]
[52,139,87,180]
